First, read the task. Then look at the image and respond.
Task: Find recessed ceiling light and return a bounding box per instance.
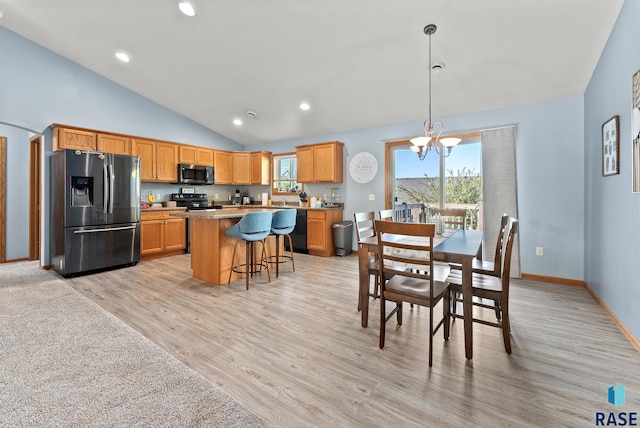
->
[299,102,310,111]
[115,52,130,63]
[178,1,196,17]
[233,118,243,126]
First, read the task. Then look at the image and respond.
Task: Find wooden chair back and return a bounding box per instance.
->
[489,214,510,277]
[375,221,436,287]
[354,211,376,241]
[374,219,451,366]
[500,218,519,299]
[430,208,467,229]
[379,209,394,222]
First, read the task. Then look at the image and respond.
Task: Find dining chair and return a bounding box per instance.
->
[451,214,509,320]
[374,220,451,366]
[225,211,273,290]
[473,214,509,277]
[354,211,380,310]
[447,217,519,354]
[429,208,467,230]
[379,209,394,222]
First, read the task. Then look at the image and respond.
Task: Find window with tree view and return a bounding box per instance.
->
[272,152,301,194]
[393,139,483,229]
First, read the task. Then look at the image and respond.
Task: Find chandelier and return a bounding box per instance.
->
[410,24,461,160]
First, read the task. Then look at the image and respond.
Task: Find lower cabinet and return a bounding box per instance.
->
[307,209,344,257]
[141,210,186,260]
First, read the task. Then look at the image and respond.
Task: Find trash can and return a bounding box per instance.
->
[333,220,353,256]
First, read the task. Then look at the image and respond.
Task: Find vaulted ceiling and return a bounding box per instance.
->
[0,0,625,145]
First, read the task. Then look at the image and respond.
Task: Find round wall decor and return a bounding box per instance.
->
[349,152,378,184]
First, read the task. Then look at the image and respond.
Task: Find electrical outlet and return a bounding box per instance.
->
[369,194,375,201]
[536,247,544,256]
[214,194,219,199]
[155,193,160,201]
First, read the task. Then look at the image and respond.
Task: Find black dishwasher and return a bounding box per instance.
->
[286,209,308,254]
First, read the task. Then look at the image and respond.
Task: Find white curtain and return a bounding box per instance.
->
[480,126,521,277]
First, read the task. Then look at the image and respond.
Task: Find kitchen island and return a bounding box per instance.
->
[171,208,280,285]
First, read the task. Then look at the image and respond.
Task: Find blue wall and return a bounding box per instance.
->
[254,96,586,282]
[584,0,640,339]
[0,26,245,262]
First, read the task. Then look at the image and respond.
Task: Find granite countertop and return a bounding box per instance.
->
[229,204,343,210]
[170,207,280,220]
[141,206,187,212]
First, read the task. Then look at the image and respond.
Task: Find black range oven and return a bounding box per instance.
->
[170,193,222,252]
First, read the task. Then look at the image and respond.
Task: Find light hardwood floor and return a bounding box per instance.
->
[64,253,640,427]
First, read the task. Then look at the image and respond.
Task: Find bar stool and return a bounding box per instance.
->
[225,211,273,290]
[268,209,297,277]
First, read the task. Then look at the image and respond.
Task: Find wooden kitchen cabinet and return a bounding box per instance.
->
[296,145,314,183]
[251,151,271,185]
[97,133,131,155]
[53,125,130,155]
[140,210,186,260]
[233,152,251,184]
[306,209,344,257]
[155,142,179,182]
[179,145,213,166]
[52,126,97,151]
[214,150,233,184]
[296,141,344,183]
[131,139,178,182]
[131,138,156,181]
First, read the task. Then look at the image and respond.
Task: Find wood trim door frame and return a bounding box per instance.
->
[0,136,5,263]
[29,136,41,261]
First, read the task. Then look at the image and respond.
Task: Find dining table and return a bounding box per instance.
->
[358,228,485,360]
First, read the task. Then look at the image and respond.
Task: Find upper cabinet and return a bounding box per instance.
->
[53,126,96,151]
[179,145,213,166]
[296,141,344,183]
[232,152,251,185]
[214,150,233,184]
[251,151,271,185]
[131,138,156,181]
[50,124,270,185]
[155,142,179,182]
[132,138,179,182]
[97,133,131,155]
[52,125,130,155]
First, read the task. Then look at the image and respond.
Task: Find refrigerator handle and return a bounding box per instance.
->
[103,163,109,214]
[108,163,115,213]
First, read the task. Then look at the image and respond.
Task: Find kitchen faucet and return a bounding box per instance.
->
[273,197,287,206]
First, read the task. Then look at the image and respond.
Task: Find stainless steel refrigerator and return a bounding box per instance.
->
[51,150,141,277]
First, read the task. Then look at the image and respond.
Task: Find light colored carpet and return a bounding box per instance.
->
[0,262,269,427]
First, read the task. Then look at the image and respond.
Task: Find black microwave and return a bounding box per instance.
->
[177,164,214,185]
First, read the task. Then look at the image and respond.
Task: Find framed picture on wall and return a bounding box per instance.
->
[602,115,620,176]
[632,68,640,192]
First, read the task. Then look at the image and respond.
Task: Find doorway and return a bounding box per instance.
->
[0,125,42,264]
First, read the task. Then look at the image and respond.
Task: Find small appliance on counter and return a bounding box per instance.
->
[233,189,242,205]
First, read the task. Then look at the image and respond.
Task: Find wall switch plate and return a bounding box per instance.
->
[369,194,375,201]
[536,247,544,256]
